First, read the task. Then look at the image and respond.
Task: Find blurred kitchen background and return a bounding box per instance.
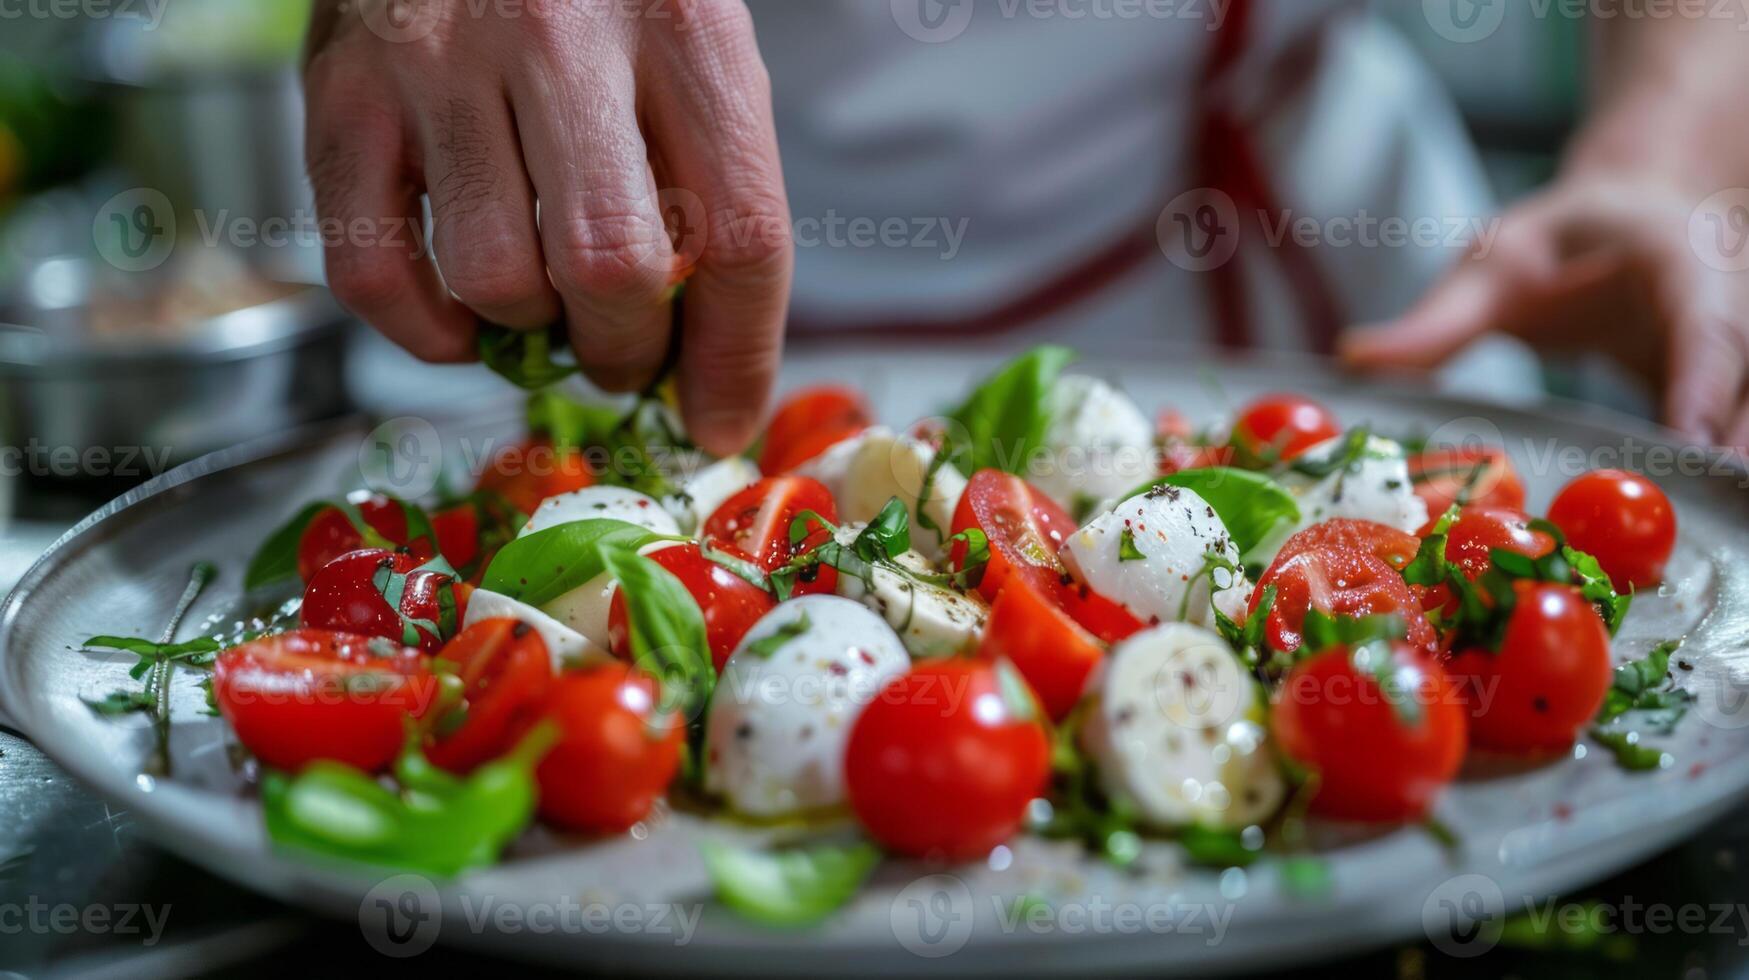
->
[10,5,1743,979]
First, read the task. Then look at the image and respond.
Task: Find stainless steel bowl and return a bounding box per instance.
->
[0,283,352,496]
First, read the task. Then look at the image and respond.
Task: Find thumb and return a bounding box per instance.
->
[1339,261,1537,371]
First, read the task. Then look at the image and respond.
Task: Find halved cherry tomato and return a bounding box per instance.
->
[1547,469,1676,590]
[1232,394,1340,462]
[701,476,838,595]
[845,659,1050,860]
[426,618,554,773]
[759,386,872,474]
[213,629,435,772]
[1274,519,1420,572]
[975,577,1103,722]
[296,492,413,583]
[1272,640,1467,821]
[949,470,1142,643]
[1408,446,1525,517]
[300,549,458,653]
[1251,545,1437,654]
[1446,582,1612,753]
[475,437,594,515]
[535,663,683,833]
[607,543,776,672]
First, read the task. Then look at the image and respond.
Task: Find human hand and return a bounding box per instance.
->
[1342,173,1749,448]
[302,0,793,455]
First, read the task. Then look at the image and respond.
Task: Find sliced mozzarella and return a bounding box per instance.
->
[520,486,681,538]
[537,536,681,652]
[797,427,966,562]
[1081,623,1284,830]
[705,595,910,818]
[829,524,989,659]
[662,457,761,535]
[1032,375,1156,518]
[463,588,605,669]
[1259,434,1429,563]
[1060,485,1251,628]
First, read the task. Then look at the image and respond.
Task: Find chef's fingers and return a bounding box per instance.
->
[511,48,676,394]
[419,86,562,330]
[1662,267,1749,446]
[305,61,477,362]
[643,1,793,457]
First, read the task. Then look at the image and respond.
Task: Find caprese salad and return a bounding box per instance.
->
[81,346,1689,924]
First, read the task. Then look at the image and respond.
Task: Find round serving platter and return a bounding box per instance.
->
[4,345,1749,975]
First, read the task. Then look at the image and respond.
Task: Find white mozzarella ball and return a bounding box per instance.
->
[797,427,967,562]
[1081,623,1284,830]
[1031,375,1156,517]
[1060,485,1251,628]
[830,524,989,659]
[462,588,605,669]
[705,595,910,818]
[520,486,680,538]
[662,457,761,535]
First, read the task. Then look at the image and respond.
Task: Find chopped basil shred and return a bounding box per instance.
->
[745,612,811,659]
[1117,528,1146,562]
[699,840,881,927]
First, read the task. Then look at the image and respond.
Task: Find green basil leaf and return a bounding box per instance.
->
[943,345,1076,475]
[479,519,662,608]
[1401,505,1462,586]
[745,612,811,659]
[853,497,912,562]
[1588,728,1668,771]
[1178,825,1263,868]
[478,323,577,390]
[83,635,223,679]
[525,389,622,452]
[83,689,157,716]
[1565,546,1632,635]
[244,501,331,590]
[1122,468,1300,560]
[598,544,713,716]
[1299,609,1406,655]
[699,840,881,927]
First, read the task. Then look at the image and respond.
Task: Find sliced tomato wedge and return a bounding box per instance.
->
[701,476,839,595]
[1408,446,1525,516]
[1251,545,1437,654]
[975,577,1103,721]
[213,629,436,772]
[426,618,554,773]
[950,470,1142,644]
[607,543,777,672]
[759,386,872,474]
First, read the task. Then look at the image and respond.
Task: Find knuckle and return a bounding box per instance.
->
[547,209,672,305]
[703,192,792,276]
[442,249,548,312]
[325,249,408,315]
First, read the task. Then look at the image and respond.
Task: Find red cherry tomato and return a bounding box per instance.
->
[1274,519,1420,572]
[476,437,595,515]
[295,492,413,583]
[975,576,1103,722]
[1272,641,1467,821]
[431,503,481,572]
[300,549,458,652]
[607,544,776,672]
[213,629,435,772]
[1232,394,1340,462]
[1547,469,1677,590]
[1446,582,1612,753]
[1442,507,1556,581]
[1251,545,1437,654]
[759,386,872,474]
[950,470,1142,644]
[845,660,1050,860]
[425,618,554,773]
[535,663,683,833]
[702,476,839,595]
[1407,447,1525,517]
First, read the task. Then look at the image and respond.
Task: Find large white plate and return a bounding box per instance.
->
[4,345,1749,975]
